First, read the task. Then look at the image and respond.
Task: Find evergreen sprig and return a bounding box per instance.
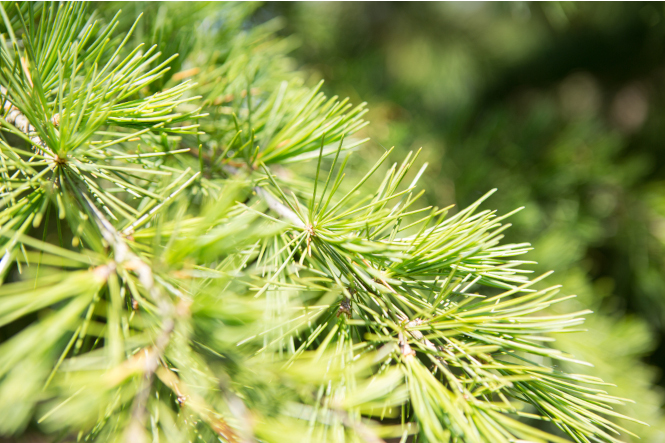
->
[0,3,645,443]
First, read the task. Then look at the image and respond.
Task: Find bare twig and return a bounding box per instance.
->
[254,186,304,228]
[1,86,55,158]
[190,147,305,229]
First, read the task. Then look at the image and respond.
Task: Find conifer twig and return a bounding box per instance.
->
[81,191,181,442]
[0,4,646,442]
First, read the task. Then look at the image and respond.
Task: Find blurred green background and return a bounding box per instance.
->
[259,2,665,441]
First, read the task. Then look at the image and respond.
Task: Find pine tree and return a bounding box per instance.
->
[0,3,646,442]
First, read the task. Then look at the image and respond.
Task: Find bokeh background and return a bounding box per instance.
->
[258,2,665,441]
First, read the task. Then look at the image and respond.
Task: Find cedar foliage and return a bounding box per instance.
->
[0,3,644,442]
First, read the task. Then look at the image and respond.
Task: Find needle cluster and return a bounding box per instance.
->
[0,3,642,443]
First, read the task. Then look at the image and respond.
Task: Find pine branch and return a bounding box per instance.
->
[77,179,186,442]
[0,3,647,443]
